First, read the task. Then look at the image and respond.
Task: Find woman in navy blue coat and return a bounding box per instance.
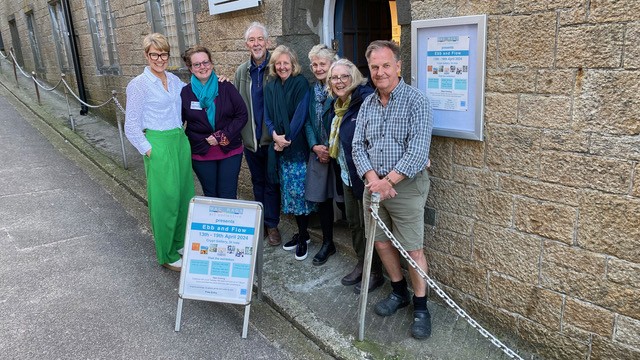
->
[326,59,384,293]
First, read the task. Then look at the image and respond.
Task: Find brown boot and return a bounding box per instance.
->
[354,271,385,294]
[267,227,281,246]
[341,260,363,286]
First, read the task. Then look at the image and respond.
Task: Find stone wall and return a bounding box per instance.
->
[1,1,638,358]
[411,1,640,359]
[196,0,322,82]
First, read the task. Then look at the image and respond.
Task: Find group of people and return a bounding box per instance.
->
[124,21,434,340]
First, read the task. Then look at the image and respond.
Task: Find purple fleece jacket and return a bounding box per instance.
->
[181,81,248,155]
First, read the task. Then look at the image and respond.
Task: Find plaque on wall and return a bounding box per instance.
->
[411,15,487,141]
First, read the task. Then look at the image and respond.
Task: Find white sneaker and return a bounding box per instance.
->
[177,248,184,256]
[162,258,182,272]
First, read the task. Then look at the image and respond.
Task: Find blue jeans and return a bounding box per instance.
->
[244,145,281,228]
[192,153,243,199]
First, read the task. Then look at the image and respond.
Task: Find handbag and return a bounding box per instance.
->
[304,153,330,202]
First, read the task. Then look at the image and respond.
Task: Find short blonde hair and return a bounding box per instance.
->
[268,45,302,78]
[326,59,367,98]
[307,44,337,62]
[143,33,170,54]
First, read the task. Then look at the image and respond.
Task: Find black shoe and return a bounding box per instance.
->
[312,241,336,266]
[354,272,385,294]
[341,261,363,286]
[283,233,310,251]
[374,292,410,316]
[411,310,432,339]
[295,237,308,260]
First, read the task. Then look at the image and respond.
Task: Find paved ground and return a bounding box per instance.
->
[0,83,331,360]
[0,59,533,359]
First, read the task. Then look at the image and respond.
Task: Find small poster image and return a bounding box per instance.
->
[426,35,470,111]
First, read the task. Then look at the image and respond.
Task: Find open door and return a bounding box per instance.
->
[333,0,395,77]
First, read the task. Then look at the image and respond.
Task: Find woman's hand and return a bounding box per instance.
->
[312,145,329,163]
[272,131,291,149]
[206,135,218,146]
[145,149,152,158]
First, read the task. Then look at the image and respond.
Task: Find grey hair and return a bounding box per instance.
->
[365,40,400,62]
[244,22,268,42]
[308,43,338,62]
[326,58,367,98]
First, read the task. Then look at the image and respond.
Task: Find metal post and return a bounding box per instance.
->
[256,211,265,300]
[358,192,380,341]
[11,48,18,87]
[32,72,41,105]
[241,305,251,338]
[174,297,184,332]
[112,91,128,169]
[62,73,75,131]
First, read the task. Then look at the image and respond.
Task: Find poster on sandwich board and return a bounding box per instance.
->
[175,196,264,338]
[178,196,262,304]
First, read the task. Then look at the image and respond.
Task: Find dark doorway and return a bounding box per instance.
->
[8,19,24,66]
[334,0,393,77]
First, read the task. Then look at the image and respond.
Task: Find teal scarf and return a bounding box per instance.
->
[190,72,218,130]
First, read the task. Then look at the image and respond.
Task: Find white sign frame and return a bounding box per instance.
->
[209,0,261,15]
[175,196,264,338]
[411,15,487,141]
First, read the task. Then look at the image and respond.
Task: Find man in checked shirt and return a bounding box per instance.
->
[352,40,434,339]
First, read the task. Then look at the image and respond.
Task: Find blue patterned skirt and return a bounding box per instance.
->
[279,158,318,215]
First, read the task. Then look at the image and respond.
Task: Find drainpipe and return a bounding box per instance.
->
[62,0,88,115]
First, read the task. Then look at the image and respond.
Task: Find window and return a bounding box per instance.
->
[85,0,120,74]
[49,1,73,72]
[25,11,45,72]
[147,0,199,69]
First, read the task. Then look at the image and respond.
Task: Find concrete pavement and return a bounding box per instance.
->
[0,83,331,359]
[0,59,532,359]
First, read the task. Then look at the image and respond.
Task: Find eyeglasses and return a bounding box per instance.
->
[329,74,351,83]
[191,61,212,69]
[148,52,170,61]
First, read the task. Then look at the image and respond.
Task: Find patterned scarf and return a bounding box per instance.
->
[313,82,329,144]
[190,72,219,130]
[329,95,350,158]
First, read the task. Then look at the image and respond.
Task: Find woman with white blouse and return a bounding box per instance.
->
[124,33,195,272]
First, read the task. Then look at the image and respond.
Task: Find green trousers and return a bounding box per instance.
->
[143,128,195,265]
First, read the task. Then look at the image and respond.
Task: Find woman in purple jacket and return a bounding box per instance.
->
[181,45,248,198]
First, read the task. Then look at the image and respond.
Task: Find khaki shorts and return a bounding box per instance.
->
[363,170,430,251]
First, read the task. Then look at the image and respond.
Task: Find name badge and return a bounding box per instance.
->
[190,101,203,110]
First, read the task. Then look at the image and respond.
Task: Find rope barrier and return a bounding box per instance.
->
[112,94,126,114]
[9,50,33,78]
[60,78,114,108]
[0,48,129,168]
[3,48,119,110]
[32,77,63,92]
